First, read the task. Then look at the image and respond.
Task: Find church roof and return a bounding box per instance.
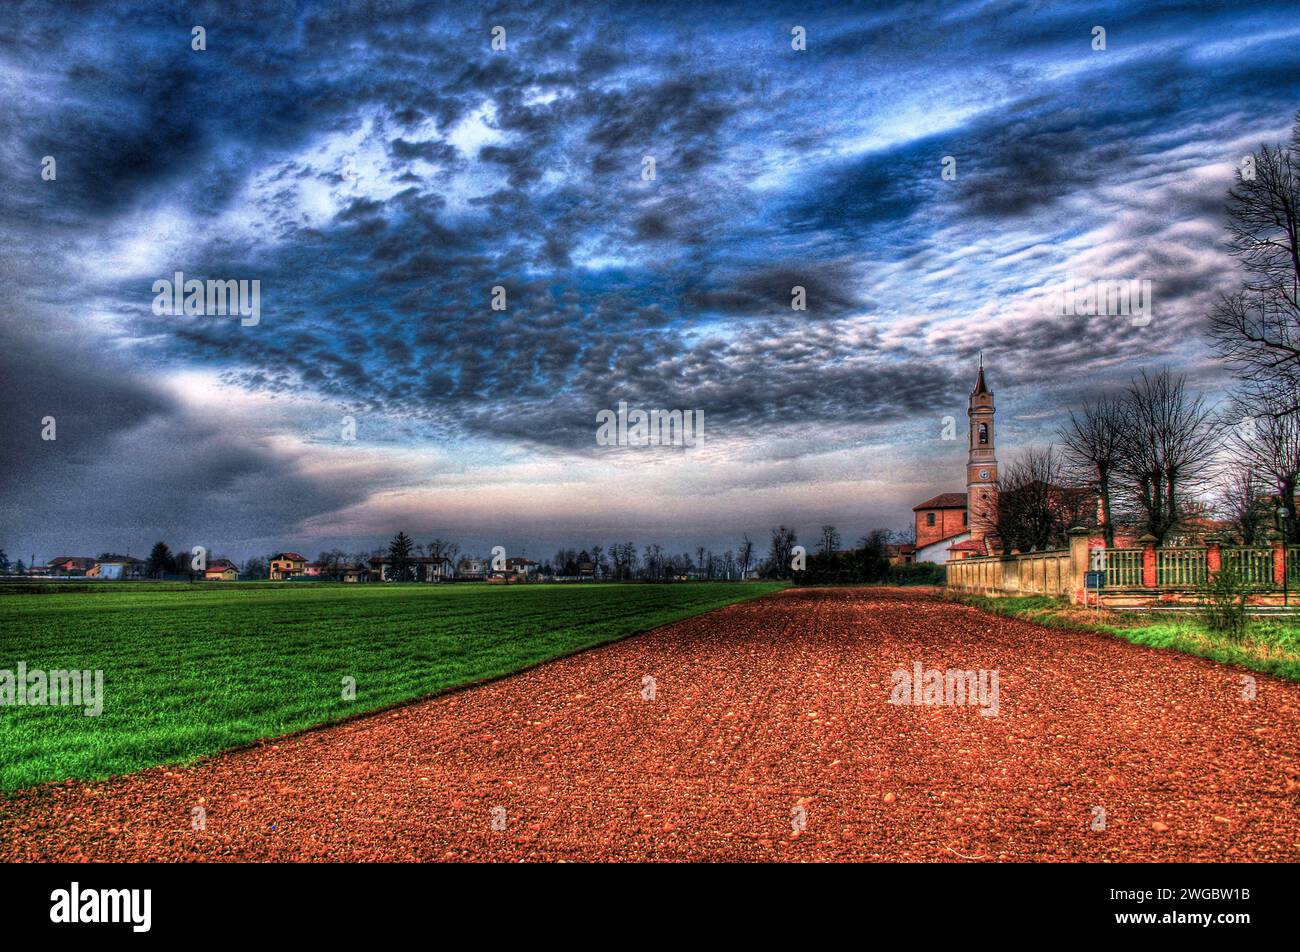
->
[972,363,989,396]
[912,492,968,511]
[916,530,970,552]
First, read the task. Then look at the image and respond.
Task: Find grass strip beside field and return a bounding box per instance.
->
[0,582,785,791]
[952,593,1300,681]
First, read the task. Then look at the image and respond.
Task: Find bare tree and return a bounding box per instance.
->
[553,547,578,575]
[1115,370,1220,544]
[589,544,607,579]
[426,538,460,567]
[1207,112,1300,413]
[737,535,754,579]
[972,447,1075,554]
[1059,393,1125,545]
[1225,389,1300,541]
[642,543,665,580]
[767,526,797,579]
[316,548,347,580]
[1217,460,1271,544]
[857,528,891,552]
[609,541,638,580]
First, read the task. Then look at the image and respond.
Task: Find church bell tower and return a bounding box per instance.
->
[966,356,997,542]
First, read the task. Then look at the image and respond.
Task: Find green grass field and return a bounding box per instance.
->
[0,582,784,792]
[954,593,1300,681]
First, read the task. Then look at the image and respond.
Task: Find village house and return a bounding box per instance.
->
[340,563,370,583]
[203,558,239,581]
[87,555,147,579]
[45,556,97,576]
[884,543,916,565]
[368,555,453,582]
[456,557,487,580]
[504,556,539,578]
[268,552,308,580]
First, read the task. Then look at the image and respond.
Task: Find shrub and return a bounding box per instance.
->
[800,549,890,584]
[887,562,946,586]
[1199,567,1251,642]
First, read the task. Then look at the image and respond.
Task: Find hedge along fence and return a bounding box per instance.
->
[946,529,1300,607]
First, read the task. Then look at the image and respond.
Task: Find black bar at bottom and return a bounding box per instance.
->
[0,861,1279,939]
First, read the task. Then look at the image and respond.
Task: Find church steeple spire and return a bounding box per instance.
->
[973,351,989,396]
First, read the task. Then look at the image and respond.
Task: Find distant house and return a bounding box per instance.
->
[203,558,239,581]
[303,561,323,577]
[884,544,916,566]
[269,553,308,580]
[46,556,96,577]
[368,555,452,582]
[504,557,539,578]
[88,555,146,580]
[576,561,596,578]
[456,558,486,580]
[340,563,370,583]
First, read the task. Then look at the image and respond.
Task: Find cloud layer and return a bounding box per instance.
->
[2,0,1299,560]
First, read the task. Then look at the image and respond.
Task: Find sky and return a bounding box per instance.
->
[2,0,1299,565]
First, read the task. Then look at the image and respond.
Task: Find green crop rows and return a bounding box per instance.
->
[0,582,784,792]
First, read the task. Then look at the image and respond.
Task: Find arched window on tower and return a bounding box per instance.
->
[978,423,988,445]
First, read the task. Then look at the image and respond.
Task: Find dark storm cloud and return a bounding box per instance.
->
[0,324,169,462]
[3,0,1300,556]
[0,322,375,556]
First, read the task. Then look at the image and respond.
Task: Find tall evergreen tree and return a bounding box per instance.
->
[388,531,415,582]
[146,541,173,579]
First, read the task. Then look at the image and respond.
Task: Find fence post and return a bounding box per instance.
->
[1269,529,1286,585]
[1067,527,1090,605]
[1139,534,1158,588]
[1205,533,1222,575]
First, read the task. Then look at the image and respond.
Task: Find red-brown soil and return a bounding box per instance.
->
[3,587,1299,862]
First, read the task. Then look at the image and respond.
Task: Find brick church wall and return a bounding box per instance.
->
[915,507,968,549]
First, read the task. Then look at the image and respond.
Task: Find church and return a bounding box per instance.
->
[911,361,999,563]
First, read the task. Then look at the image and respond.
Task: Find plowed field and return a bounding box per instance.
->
[4,587,1299,862]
